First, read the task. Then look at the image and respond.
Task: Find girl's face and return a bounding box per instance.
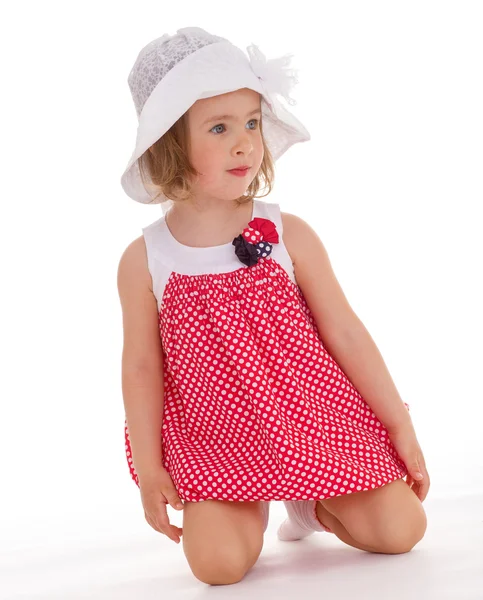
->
[186,88,264,203]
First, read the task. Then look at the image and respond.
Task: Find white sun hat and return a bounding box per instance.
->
[120,26,310,214]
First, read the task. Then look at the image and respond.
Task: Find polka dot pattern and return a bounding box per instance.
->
[124,256,408,502]
[256,240,273,259]
[242,226,263,245]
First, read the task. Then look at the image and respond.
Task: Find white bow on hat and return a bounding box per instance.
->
[247,43,300,108]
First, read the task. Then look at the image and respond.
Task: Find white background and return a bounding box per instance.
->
[1,1,482,598]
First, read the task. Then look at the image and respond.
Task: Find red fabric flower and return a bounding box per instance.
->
[247,217,279,244]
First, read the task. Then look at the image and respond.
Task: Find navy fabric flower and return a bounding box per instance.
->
[232,234,259,267]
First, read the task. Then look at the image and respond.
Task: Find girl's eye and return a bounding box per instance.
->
[210,119,259,135]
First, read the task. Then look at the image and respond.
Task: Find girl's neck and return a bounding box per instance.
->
[165,199,254,248]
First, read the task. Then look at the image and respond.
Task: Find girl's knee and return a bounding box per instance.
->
[362,497,428,554]
[321,479,428,554]
[186,544,256,585]
[182,499,265,584]
[378,505,427,554]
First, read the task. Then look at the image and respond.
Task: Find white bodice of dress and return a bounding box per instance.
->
[142,199,297,312]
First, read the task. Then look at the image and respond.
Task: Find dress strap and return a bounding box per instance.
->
[255,201,283,235]
[142,216,173,312]
[253,200,295,283]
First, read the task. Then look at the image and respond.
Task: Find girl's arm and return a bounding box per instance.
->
[117,237,166,479]
[282,212,412,433]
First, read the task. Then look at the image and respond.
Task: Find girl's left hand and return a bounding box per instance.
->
[387,423,431,503]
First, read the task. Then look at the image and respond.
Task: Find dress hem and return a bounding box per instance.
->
[170,468,408,505]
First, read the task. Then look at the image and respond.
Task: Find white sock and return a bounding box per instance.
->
[277,500,329,541]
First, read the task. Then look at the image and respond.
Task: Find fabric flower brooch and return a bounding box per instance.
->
[232,217,279,267]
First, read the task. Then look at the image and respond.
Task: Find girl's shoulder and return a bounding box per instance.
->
[280,210,312,267]
[118,233,154,295]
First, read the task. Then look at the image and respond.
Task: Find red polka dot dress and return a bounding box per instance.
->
[124,200,408,506]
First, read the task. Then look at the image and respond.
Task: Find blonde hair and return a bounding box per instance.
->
[138,111,275,208]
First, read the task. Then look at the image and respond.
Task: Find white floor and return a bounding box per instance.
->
[2,492,482,600]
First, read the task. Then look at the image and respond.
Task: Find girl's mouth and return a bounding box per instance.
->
[228,168,250,177]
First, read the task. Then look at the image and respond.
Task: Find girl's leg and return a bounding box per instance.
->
[316,478,427,554]
[182,499,268,585]
[315,501,386,552]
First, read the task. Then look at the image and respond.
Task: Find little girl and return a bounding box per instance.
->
[117,27,430,586]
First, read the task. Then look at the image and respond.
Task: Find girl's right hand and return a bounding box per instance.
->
[138,466,184,543]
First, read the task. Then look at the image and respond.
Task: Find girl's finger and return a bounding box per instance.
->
[411,473,428,502]
[419,470,430,502]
